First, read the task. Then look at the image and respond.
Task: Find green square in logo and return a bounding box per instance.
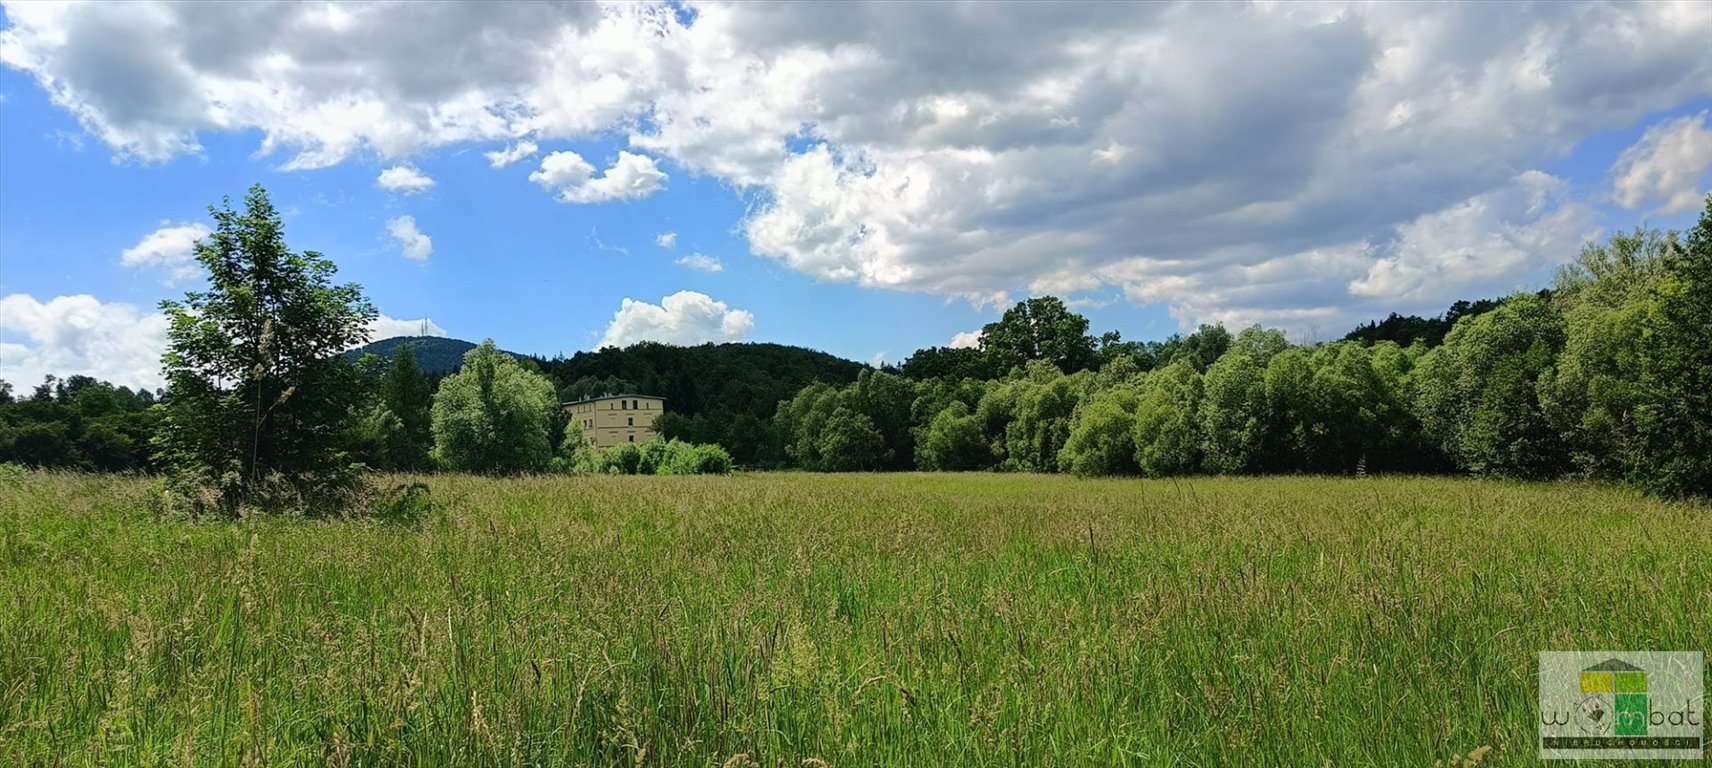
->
[1615,693,1648,736]
[1615,671,1647,693]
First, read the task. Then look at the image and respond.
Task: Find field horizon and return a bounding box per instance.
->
[3,471,1707,766]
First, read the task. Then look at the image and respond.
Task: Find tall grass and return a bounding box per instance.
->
[1,471,1707,766]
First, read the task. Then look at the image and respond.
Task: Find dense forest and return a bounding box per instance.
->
[4,196,1710,498]
[345,336,484,375]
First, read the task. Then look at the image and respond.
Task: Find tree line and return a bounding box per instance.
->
[771,206,1712,498]
[2,188,1708,503]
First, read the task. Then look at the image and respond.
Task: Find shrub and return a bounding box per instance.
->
[576,440,733,475]
[661,441,734,475]
[638,440,671,475]
[599,443,644,475]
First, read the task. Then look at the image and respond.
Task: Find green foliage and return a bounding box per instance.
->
[154,184,377,515]
[915,401,995,471]
[579,439,733,475]
[1162,324,1232,373]
[1095,330,1156,371]
[1132,362,1204,476]
[997,362,1084,472]
[776,371,916,472]
[1058,384,1140,477]
[1413,294,1567,479]
[343,336,484,375]
[1538,228,1671,479]
[979,296,1098,374]
[1259,348,1315,470]
[380,344,434,470]
[815,407,885,472]
[597,443,644,475]
[1343,296,1507,347]
[843,370,917,470]
[537,341,865,466]
[0,376,161,472]
[1199,352,1267,474]
[1228,326,1290,367]
[1633,196,1712,497]
[899,345,997,382]
[661,441,734,475]
[556,375,637,404]
[430,340,558,474]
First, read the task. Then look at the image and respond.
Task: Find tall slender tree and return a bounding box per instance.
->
[155,184,376,514]
[381,343,434,469]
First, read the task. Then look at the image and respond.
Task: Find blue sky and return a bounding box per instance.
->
[1,2,1709,390]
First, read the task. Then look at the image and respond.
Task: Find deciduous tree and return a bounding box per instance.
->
[154,184,376,514]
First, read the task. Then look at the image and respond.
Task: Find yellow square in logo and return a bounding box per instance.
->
[1580,671,1614,693]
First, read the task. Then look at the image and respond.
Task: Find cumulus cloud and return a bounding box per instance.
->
[675,253,722,273]
[949,330,982,349]
[484,139,538,168]
[120,221,210,283]
[5,2,1712,331]
[597,290,753,349]
[376,165,435,194]
[386,216,433,261]
[1611,111,1712,215]
[0,293,445,389]
[656,231,676,248]
[0,294,170,390]
[1349,171,1598,304]
[529,150,667,203]
[367,314,447,342]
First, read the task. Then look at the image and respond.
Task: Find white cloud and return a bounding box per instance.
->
[484,139,538,168]
[949,330,982,349]
[1611,110,1712,215]
[376,165,435,194]
[386,215,432,261]
[0,294,170,390]
[367,314,447,342]
[1349,171,1598,304]
[656,231,677,248]
[0,293,446,389]
[5,2,1712,329]
[675,252,722,272]
[870,351,887,368]
[597,290,753,349]
[120,221,210,283]
[529,150,667,204]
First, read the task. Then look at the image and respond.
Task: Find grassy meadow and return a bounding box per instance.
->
[1,471,1707,766]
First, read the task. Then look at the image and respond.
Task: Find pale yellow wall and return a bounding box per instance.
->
[565,395,665,448]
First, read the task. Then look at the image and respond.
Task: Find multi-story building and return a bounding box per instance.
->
[564,394,666,448]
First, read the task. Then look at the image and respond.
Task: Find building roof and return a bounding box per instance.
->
[561,393,667,406]
[1583,658,1644,672]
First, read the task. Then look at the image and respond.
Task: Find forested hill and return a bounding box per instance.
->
[351,336,867,417]
[535,341,867,418]
[346,336,483,374]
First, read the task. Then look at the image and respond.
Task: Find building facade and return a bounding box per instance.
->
[564,394,666,448]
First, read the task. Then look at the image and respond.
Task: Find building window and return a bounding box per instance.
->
[621,400,628,410]
[627,417,633,426]
[627,434,634,442]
